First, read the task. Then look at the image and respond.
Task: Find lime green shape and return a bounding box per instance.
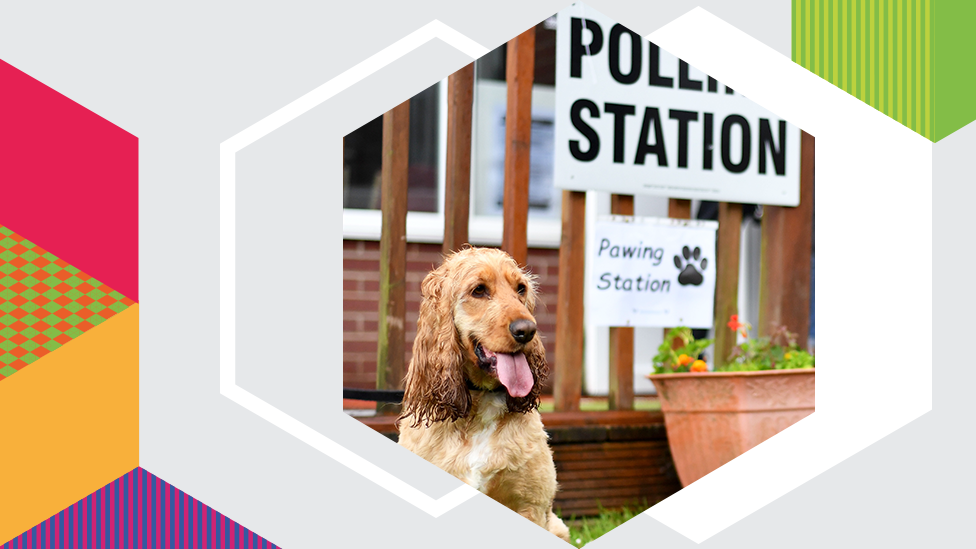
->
[41,340,62,352]
[20,340,39,352]
[65,302,84,313]
[0,354,16,365]
[0,340,17,352]
[20,289,39,300]
[0,250,16,262]
[0,301,15,313]
[19,263,40,275]
[64,289,84,300]
[87,288,106,300]
[0,365,17,377]
[20,250,40,262]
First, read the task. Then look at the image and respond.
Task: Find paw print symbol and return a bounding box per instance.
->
[674,246,707,286]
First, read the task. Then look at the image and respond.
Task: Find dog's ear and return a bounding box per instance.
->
[506,336,548,414]
[399,265,470,427]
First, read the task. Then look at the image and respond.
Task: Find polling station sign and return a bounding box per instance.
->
[554,4,801,206]
[589,216,717,328]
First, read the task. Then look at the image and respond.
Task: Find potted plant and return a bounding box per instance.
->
[647,316,815,486]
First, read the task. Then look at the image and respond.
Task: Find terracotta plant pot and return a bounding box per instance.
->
[648,369,815,487]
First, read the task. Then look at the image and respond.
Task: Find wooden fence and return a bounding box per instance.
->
[372,26,814,410]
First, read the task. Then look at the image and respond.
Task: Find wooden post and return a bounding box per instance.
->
[713,202,742,369]
[554,190,586,412]
[443,63,474,255]
[376,100,410,413]
[501,27,535,266]
[608,194,634,410]
[758,131,814,347]
[666,199,692,347]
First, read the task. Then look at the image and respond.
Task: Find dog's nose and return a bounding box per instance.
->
[509,319,537,344]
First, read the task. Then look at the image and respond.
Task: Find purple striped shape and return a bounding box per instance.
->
[3,468,280,548]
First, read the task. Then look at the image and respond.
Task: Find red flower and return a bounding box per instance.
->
[727,314,743,331]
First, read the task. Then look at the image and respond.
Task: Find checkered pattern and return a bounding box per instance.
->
[0,225,134,380]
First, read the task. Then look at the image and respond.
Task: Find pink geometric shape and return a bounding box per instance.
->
[0,59,138,301]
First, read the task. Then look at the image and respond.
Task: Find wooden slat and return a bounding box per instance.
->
[666,198,693,345]
[501,27,535,266]
[668,198,692,220]
[553,190,587,411]
[713,202,743,368]
[758,131,814,347]
[553,447,671,462]
[376,100,410,414]
[608,194,635,410]
[555,467,669,482]
[443,63,474,255]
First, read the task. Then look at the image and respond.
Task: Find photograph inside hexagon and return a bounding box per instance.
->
[342,4,814,545]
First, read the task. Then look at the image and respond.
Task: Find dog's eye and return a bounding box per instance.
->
[472,284,488,298]
[517,283,527,296]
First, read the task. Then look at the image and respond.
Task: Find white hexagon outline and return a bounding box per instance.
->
[216,6,933,543]
[218,20,487,518]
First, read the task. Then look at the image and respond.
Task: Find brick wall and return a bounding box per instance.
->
[343,240,561,391]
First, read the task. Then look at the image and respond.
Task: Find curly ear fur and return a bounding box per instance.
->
[399,265,471,427]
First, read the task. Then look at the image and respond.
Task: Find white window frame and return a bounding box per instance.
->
[341,77,562,248]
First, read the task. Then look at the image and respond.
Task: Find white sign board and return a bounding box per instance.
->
[589,216,717,328]
[554,4,802,206]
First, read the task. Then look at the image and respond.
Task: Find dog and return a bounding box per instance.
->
[397,247,570,541]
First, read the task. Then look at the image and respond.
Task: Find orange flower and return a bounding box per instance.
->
[728,314,749,338]
[677,354,693,366]
[690,360,708,372]
[727,314,743,331]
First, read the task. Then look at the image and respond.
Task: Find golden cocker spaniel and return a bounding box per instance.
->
[398,247,569,541]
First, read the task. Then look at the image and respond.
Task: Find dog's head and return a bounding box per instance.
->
[400,247,548,426]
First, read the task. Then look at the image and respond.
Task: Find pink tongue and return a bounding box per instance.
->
[495,352,533,398]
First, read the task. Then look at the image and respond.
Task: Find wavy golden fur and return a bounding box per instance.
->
[398,247,569,541]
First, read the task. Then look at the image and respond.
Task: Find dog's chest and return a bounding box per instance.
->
[463,393,509,492]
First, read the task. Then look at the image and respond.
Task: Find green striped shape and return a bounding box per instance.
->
[795,1,976,142]
[793,0,932,139]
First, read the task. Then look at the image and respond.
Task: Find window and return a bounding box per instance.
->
[341,19,562,247]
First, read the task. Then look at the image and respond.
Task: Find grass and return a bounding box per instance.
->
[538,398,661,413]
[563,504,646,547]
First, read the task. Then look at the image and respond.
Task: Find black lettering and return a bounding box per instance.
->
[703,113,714,170]
[571,18,604,78]
[721,114,751,174]
[608,24,642,84]
[725,85,735,95]
[668,109,699,168]
[569,99,601,161]
[708,76,718,92]
[597,273,612,290]
[597,238,611,256]
[678,60,703,91]
[759,119,787,175]
[604,103,636,163]
[613,274,622,289]
[634,107,667,166]
[648,42,673,88]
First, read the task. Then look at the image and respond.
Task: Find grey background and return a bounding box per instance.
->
[0,0,967,547]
